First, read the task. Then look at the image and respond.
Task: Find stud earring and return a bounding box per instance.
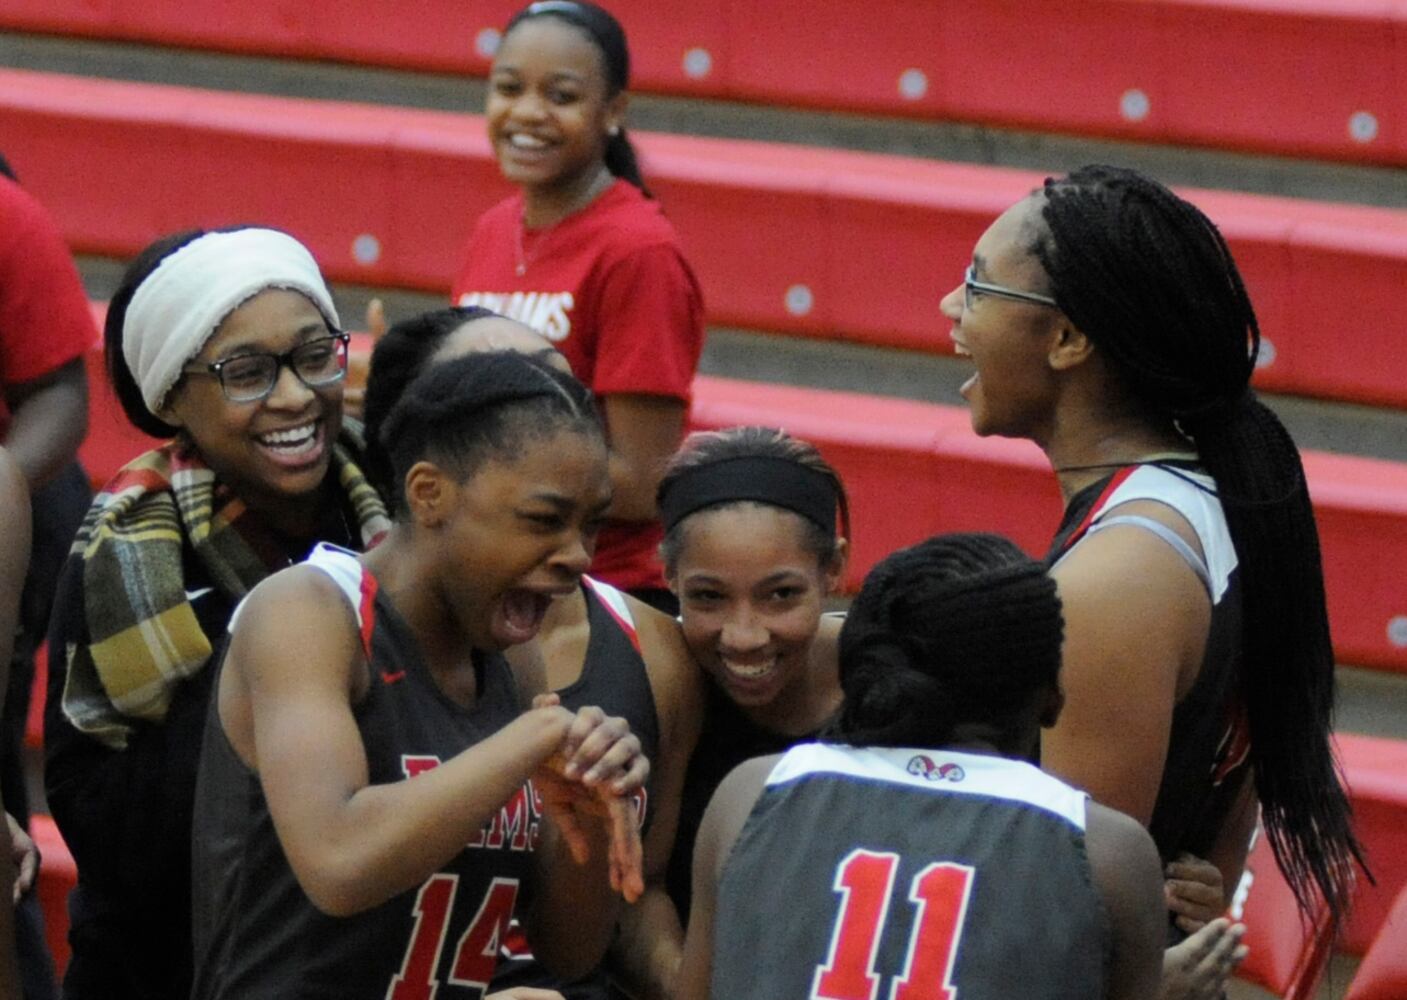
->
[608,125,621,137]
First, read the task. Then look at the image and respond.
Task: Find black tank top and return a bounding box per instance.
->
[489,576,658,1000]
[191,544,530,1000]
[1047,464,1248,870]
[666,680,822,922]
[712,744,1108,999]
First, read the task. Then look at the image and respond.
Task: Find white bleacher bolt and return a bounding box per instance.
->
[683,48,713,79]
[785,284,814,317]
[898,69,928,101]
[475,28,502,60]
[1387,616,1407,648]
[352,234,382,266]
[1119,89,1150,123]
[1349,111,1379,144]
[1254,338,1276,369]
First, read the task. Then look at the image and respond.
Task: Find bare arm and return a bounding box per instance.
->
[225,570,638,917]
[607,607,706,998]
[1086,802,1166,1000]
[0,450,28,993]
[4,357,87,489]
[675,756,774,1000]
[600,395,685,523]
[1043,505,1210,824]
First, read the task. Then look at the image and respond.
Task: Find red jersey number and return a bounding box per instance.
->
[387,874,520,1000]
[812,850,975,1000]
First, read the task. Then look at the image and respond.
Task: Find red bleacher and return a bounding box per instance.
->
[1,2,1404,165]
[1346,880,1407,1000]
[4,69,1407,409]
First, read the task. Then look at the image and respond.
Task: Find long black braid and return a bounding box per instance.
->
[1035,164,1365,923]
[832,533,1063,752]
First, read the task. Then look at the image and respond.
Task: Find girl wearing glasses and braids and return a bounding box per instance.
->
[44,226,391,1000]
[939,166,1364,961]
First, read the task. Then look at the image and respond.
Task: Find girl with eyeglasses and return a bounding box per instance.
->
[939,165,1364,958]
[44,226,391,1000]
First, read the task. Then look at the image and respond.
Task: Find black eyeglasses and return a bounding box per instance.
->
[183,332,350,403]
[964,264,1059,311]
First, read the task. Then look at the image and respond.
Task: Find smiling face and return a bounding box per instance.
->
[159,288,343,522]
[432,424,611,650]
[671,503,841,717]
[939,196,1066,442]
[487,17,623,199]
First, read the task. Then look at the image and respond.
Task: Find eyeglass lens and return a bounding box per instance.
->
[220,337,347,401]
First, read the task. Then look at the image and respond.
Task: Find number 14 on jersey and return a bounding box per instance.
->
[812,849,975,1000]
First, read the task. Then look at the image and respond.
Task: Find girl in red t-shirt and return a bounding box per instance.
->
[452,0,705,611]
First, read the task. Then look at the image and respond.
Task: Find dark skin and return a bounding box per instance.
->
[0,448,31,994]
[4,356,88,489]
[216,431,646,979]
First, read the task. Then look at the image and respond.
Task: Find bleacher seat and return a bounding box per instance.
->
[1345,881,1407,1000]
[3,70,1407,407]
[1335,734,1407,954]
[30,815,74,979]
[1231,827,1333,1000]
[0,2,1401,165]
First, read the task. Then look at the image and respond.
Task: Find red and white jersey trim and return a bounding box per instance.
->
[229,543,376,656]
[766,744,1088,831]
[581,574,640,652]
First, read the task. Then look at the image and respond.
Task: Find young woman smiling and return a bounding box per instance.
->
[452,0,705,611]
[938,165,1363,940]
[44,226,390,1000]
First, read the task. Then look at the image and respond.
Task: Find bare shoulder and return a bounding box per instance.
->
[625,594,704,712]
[227,565,363,683]
[1083,800,1164,926]
[697,755,777,878]
[0,448,25,501]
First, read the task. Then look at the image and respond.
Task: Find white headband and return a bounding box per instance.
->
[123,228,341,415]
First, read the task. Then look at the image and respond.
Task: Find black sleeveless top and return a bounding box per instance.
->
[489,576,658,1000]
[191,545,530,1000]
[666,680,822,923]
[713,744,1107,999]
[1047,465,1248,871]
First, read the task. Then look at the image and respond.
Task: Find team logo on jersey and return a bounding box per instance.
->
[907,754,965,783]
[457,290,575,341]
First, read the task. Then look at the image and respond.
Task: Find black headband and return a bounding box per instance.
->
[658,456,839,536]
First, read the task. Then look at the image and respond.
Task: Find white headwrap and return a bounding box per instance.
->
[123,228,341,415]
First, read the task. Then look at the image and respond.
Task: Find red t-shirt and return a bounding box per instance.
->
[0,175,99,430]
[452,180,705,591]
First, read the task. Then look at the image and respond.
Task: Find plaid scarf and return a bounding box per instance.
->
[61,424,390,749]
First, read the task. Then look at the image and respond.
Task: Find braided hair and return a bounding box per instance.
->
[656,426,850,576]
[833,533,1062,752]
[380,350,600,518]
[361,306,499,500]
[502,0,651,196]
[1034,164,1364,921]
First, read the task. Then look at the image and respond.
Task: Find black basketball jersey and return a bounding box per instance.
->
[1047,464,1248,872]
[712,744,1108,1000]
[191,544,532,1000]
[667,678,822,922]
[490,575,658,1000]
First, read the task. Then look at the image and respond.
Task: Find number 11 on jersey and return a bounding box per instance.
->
[811,849,975,1000]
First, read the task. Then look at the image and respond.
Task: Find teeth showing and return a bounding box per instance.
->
[723,658,777,680]
[259,424,317,452]
[509,134,549,149]
[953,341,973,357]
